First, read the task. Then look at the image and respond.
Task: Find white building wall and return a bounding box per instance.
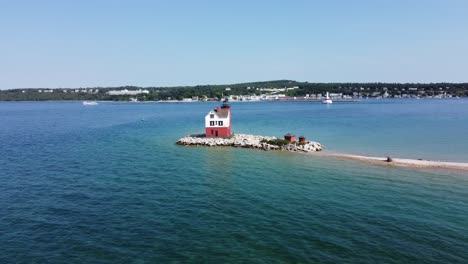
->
[107,89,150,95]
[205,110,230,128]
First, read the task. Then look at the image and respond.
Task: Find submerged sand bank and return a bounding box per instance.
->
[177,133,468,172]
[317,153,468,172]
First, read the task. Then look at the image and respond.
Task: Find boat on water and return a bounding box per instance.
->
[322,92,333,104]
[82,101,98,106]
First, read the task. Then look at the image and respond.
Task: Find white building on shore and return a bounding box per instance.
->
[107,89,150,95]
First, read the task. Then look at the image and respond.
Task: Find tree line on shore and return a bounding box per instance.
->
[1,80,467,101]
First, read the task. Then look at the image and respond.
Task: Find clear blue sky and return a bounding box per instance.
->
[1,0,467,88]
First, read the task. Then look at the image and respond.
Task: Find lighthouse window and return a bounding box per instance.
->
[210,121,215,126]
[210,114,214,118]
[218,121,223,126]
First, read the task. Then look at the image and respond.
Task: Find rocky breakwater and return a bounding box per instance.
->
[176,134,323,152]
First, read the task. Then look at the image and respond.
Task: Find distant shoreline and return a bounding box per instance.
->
[0,97,465,103]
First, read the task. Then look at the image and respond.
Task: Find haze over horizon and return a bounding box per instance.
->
[1,0,468,89]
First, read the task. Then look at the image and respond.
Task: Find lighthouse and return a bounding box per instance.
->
[205,99,232,137]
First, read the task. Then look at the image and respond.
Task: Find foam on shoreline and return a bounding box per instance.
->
[176,133,323,152]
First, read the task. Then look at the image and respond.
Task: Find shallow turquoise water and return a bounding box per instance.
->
[1,100,468,263]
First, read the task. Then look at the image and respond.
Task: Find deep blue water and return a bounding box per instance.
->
[1,100,468,263]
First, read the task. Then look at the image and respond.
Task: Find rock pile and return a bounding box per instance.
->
[176,133,323,152]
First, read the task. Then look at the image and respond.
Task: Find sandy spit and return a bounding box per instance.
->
[310,153,468,172]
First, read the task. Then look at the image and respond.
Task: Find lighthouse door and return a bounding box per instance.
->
[215,130,218,137]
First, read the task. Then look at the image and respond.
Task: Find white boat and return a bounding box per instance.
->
[82,101,98,106]
[322,92,333,104]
